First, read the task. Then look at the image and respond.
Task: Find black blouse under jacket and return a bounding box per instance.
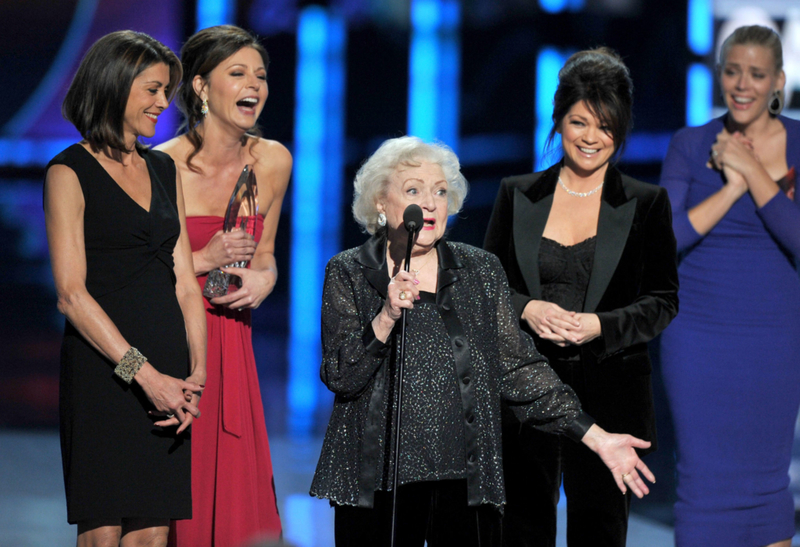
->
[309,234,594,509]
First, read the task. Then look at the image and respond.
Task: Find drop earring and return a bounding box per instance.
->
[768,89,783,116]
[201,98,209,118]
[377,212,387,227]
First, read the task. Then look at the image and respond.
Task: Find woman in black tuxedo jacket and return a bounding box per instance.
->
[484,48,678,547]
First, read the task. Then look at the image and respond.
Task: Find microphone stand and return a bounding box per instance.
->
[390,226,418,547]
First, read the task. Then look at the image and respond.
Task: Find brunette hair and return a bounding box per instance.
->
[177,25,269,171]
[719,25,783,73]
[546,47,634,162]
[62,30,181,156]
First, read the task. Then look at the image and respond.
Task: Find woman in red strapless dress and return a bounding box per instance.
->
[158,25,292,547]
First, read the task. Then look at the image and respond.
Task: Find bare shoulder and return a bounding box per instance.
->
[154,135,193,170]
[45,163,84,216]
[250,137,292,176]
[249,137,292,193]
[45,163,80,194]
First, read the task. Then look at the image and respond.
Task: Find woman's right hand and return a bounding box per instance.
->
[135,363,203,434]
[522,300,580,347]
[200,229,257,270]
[383,270,420,321]
[710,131,753,199]
[372,271,420,342]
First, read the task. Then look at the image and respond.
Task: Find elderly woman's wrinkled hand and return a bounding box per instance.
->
[384,270,420,321]
[582,424,655,498]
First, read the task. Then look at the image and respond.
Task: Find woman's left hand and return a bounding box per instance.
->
[546,313,602,346]
[710,130,759,176]
[209,266,277,310]
[150,371,206,432]
[582,424,655,498]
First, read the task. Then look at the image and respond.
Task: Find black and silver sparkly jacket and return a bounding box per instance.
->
[309,234,594,509]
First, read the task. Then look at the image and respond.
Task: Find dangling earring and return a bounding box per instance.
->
[200,98,209,118]
[377,212,387,227]
[768,89,783,116]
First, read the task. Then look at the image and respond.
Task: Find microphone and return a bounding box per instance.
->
[403,204,424,232]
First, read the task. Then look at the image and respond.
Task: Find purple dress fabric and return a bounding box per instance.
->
[660,115,800,546]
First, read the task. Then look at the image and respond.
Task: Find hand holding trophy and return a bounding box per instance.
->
[203,165,259,299]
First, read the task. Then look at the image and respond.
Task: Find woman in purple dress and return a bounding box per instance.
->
[660,25,800,547]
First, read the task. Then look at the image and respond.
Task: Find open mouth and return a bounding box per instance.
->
[423,218,436,229]
[578,146,599,155]
[237,97,259,110]
[732,95,755,104]
[144,112,158,123]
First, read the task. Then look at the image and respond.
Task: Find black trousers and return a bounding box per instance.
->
[501,423,632,547]
[334,479,502,547]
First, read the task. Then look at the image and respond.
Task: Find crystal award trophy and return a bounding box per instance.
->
[203,165,259,299]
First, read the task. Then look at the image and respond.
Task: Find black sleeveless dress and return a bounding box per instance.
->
[46,144,191,523]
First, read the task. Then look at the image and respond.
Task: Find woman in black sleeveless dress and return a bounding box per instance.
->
[43,31,207,546]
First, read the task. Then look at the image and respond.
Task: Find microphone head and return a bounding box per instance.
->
[403,204,424,232]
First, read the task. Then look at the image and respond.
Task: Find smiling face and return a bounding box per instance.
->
[122,62,170,141]
[720,44,785,127]
[559,100,616,177]
[196,46,268,132]
[377,161,449,254]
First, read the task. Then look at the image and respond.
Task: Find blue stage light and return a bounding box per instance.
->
[535,47,571,171]
[196,0,236,31]
[688,0,712,56]
[539,0,584,14]
[288,7,346,436]
[408,0,460,151]
[687,63,713,127]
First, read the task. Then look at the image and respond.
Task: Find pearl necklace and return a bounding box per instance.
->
[558,176,604,198]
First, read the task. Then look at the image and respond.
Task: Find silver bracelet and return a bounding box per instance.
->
[115,347,147,384]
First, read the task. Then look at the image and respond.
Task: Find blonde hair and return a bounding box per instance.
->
[719,25,783,73]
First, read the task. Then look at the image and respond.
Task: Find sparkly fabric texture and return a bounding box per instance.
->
[382,291,466,487]
[114,346,147,384]
[310,235,585,509]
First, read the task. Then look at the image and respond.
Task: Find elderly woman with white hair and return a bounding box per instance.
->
[310,136,655,547]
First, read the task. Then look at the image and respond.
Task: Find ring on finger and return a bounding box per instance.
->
[712,149,719,158]
[621,473,630,480]
[166,413,175,418]
[399,290,407,300]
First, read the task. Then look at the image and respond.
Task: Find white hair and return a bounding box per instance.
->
[352,136,469,234]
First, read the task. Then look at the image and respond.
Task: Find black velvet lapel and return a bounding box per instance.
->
[509,164,636,313]
[513,166,559,300]
[583,169,636,313]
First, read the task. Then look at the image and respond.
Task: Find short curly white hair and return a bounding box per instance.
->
[352,136,469,234]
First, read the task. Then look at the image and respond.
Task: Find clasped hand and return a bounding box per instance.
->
[139,365,204,434]
[522,300,601,347]
[709,130,758,196]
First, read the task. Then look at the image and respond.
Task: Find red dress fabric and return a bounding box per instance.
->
[169,215,281,547]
